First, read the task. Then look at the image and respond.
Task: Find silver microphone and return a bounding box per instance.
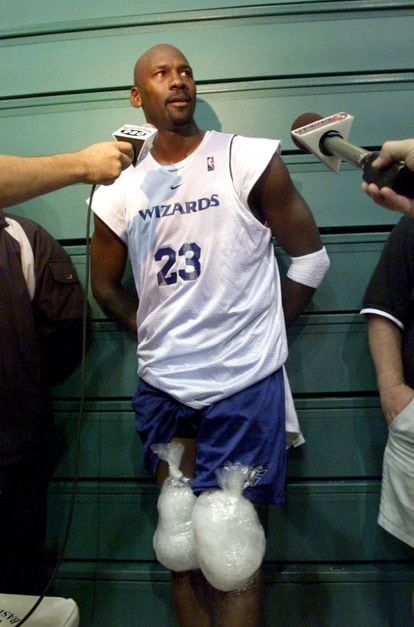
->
[291,112,414,199]
[113,123,157,165]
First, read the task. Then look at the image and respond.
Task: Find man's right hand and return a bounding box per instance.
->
[380,382,414,425]
[362,139,414,217]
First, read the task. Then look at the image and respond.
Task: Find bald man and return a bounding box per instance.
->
[90,43,329,627]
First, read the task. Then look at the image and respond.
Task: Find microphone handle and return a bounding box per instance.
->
[362,152,414,199]
[322,133,369,166]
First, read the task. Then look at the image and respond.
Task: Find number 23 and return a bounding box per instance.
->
[155,243,201,286]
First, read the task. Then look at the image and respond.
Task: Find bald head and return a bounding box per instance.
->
[133,44,191,86]
[130,43,198,132]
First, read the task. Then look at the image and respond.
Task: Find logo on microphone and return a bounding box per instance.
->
[294,112,349,136]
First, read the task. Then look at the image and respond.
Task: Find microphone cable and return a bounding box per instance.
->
[16,184,97,626]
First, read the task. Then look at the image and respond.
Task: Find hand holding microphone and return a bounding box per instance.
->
[290,113,414,209]
[79,141,134,185]
[362,139,414,217]
[112,123,158,165]
[79,123,158,186]
[372,139,414,172]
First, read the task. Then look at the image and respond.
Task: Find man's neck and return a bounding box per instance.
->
[151,128,205,165]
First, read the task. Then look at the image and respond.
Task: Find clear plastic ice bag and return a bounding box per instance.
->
[151,441,199,572]
[192,462,266,592]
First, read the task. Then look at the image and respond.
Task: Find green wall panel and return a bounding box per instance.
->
[53,323,138,398]
[3,0,324,35]
[278,233,390,313]
[3,159,399,240]
[1,77,413,153]
[286,314,376,394]
[63,233,390,320]
[53,397,387,481]
[3,3,413,624]
[52,563,414,627]
[2,75,412,237]
[54,577,177,627]
[1,11,414,98]
[46,481,412,562]
[52,314,376,399]
[266,483,412,562]
[288,398,387,479]
[48,485,157,561]
[53,406,146,479]
[263,579,414,627]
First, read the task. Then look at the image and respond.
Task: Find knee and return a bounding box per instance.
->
[152,440,199,572]
[153,475,199,572]
[192,489,266,592]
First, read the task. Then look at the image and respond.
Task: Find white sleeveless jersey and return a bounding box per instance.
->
[92,130,288,408]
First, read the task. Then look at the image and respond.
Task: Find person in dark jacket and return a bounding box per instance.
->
[0,210,88,593]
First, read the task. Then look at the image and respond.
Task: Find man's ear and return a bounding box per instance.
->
[130,86,142,109]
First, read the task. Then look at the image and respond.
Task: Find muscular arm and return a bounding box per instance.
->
[249,153,324,326]
[90,215,138,336]
[0,141,133,209]
[367,313,414,424]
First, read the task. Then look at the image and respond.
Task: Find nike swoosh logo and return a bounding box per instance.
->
[170,183,182,190]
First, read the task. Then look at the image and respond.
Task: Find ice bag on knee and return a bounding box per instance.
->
[151,442,199,571]
[192,462,266,592]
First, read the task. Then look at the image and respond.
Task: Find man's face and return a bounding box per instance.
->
[131,46,197,131]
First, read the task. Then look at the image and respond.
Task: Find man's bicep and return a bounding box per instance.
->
[251,154,323,256]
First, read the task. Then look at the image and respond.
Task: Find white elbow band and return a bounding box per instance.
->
[286,246,330,289]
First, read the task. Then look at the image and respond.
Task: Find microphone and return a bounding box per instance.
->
[112,123,157,165]
[291,112,414,199]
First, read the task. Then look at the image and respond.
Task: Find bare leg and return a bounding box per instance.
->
[155,437,264,626]
[171,569,213,627]
[171,567,264,627]
[156,437,214,626]
[214,570,264,627]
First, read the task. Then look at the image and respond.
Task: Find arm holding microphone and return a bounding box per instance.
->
[362,139,414,216]
[291,113,414,214]
[0,140,133,209]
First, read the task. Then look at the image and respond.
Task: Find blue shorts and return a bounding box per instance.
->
[132,369,287,504]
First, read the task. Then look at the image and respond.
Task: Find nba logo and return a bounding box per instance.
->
[207,156,215,171]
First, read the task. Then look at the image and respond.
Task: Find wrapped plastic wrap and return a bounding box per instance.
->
[151,442,199,572]
[192,462,266,591]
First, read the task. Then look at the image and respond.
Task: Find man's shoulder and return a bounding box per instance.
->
[5,212,41,232]
[5,212,55,238]
[397,215,414,234]
[206,131,279,164]
[5,213,63,257]
[386,215,414,247]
